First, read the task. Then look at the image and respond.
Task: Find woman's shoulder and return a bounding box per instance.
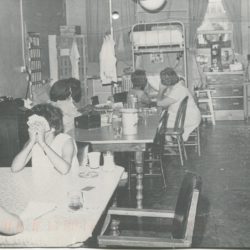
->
[54,133,74,144]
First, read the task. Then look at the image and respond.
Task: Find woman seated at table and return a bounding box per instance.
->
[157,67,201,141]
[128,69,152,108]
[50,78,82,133]
[0,206,23,235]
[11,103,79,203]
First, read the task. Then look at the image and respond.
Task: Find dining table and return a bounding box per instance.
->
[0,166,124,247]
[71,111,161,209]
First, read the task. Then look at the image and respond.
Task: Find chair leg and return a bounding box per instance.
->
[176,137,184,167]
[181,136,187,160]
[159,156,167,189]
[128,153,132,190]
[197,128,201,156]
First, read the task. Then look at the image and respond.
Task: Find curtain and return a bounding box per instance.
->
[188,0,208,49]
[86,0,136,63]
[86,0,110,62]
[222,0,242,54]
[188,0,208,91]
[112,0,136,61]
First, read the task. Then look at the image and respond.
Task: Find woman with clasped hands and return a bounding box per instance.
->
[11,103,79,203]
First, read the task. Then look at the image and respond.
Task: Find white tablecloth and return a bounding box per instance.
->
[0,166,123,247]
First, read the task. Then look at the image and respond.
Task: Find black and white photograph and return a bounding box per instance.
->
[0,0,249,248]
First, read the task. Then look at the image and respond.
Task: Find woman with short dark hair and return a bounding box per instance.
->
[50,78,82,132]
[11,103,79,204]
[157,67,201,141]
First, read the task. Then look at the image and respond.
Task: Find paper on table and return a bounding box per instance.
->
[20,201,57,221]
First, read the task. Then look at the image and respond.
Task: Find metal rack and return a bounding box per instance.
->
[131,21,188,86]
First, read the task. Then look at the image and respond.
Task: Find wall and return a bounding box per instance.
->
[0,0,26,98]
[135,0,188,78]
[0,0,66,99]
[65,0,136,77]
[241,0,250,58]
[23,0,66,81]
[136,0,188,24]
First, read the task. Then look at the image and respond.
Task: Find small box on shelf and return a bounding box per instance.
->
[60,25,81,36]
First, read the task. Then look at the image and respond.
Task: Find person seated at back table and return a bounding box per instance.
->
[0,206,23,235]
[157,67,201,141]
[128,69,152,108]
[50,78,82,133]
[11,103,79,204]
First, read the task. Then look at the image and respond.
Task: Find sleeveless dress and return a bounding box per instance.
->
[31,133,79,206]
[165,82,201,141]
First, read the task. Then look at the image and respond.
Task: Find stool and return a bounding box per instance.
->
[195,89,216,125]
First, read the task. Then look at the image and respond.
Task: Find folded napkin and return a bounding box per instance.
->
[27,114,50,132]
[20,201,57,221]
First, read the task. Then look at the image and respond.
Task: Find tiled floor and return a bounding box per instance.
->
[91,121,250,248]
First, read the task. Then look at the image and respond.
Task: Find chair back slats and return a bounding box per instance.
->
[174,96,188,131]
[172,172,202,239]
[153,110,168,146]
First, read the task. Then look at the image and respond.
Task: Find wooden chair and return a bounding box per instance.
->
[98,172,201,248]
[128,110,168,190]
[164,96,188,166]
[184,126,201,156]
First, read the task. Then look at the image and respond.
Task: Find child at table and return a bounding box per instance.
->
[128,69,152,108]
[11,103,79,204]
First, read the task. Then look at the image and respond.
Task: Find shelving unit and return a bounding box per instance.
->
[25,32,42,99]
[48,34,88,106]
[131,21,188,86]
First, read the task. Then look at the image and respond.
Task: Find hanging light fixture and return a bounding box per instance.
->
[112,11,119,20]
[139,0,166,12]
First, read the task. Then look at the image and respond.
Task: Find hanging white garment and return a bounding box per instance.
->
[99,34,117,85]
[70,39,80,79]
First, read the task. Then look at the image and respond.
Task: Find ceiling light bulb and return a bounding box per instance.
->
[139,0,166,11]
[112,11,119,20]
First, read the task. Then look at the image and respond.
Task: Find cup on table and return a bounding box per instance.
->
[87,152,101,169]
[112,119,122,138]
[68,189,84,211]
[103,151,115,171]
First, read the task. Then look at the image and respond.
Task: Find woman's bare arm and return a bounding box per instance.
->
[0,206,23,235]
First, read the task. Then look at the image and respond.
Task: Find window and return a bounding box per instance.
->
[197,0,232,48]
[196,0,233,71]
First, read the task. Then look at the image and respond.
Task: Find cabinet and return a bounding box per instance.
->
[0,103,29,166]
[205,72,246,120]
[48,34,88,106]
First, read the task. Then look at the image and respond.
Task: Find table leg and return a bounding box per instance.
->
[110,190,120,236]
[135,151,144,209]
[148,151,153,174]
